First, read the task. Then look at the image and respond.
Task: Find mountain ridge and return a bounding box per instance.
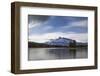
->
[28,37,87,47]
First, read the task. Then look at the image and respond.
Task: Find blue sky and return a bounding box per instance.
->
[28,15,88,43]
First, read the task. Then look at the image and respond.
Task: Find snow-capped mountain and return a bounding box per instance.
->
[45,37,75,46]
[28,37,87,47]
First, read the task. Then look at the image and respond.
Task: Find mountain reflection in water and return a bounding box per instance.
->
[28,48,88,61]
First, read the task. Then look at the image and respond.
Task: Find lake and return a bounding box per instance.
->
[28,47,88,61]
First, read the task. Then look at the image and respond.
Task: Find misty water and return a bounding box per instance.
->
[28,47,88,61]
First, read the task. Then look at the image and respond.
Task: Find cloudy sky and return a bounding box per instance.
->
[28,15,88,43]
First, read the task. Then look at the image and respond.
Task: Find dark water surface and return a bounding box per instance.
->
[28,47,88,61]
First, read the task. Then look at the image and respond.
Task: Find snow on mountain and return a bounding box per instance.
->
[45,37,75,46]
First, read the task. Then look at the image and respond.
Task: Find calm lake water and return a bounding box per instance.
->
[28,47,88,61]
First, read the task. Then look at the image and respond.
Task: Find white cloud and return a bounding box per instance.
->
[28,20,41,29]
[29,16,52,29]
[65,32,88,42]
[62,20,87,29]
[70,20,87,27]
[29,32,62,43]
[29,32,87,43]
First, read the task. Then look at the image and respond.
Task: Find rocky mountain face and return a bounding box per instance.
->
[45,37,76,46]
[45,37,87,46]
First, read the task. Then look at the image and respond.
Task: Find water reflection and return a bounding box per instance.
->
[28,48,88,61]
